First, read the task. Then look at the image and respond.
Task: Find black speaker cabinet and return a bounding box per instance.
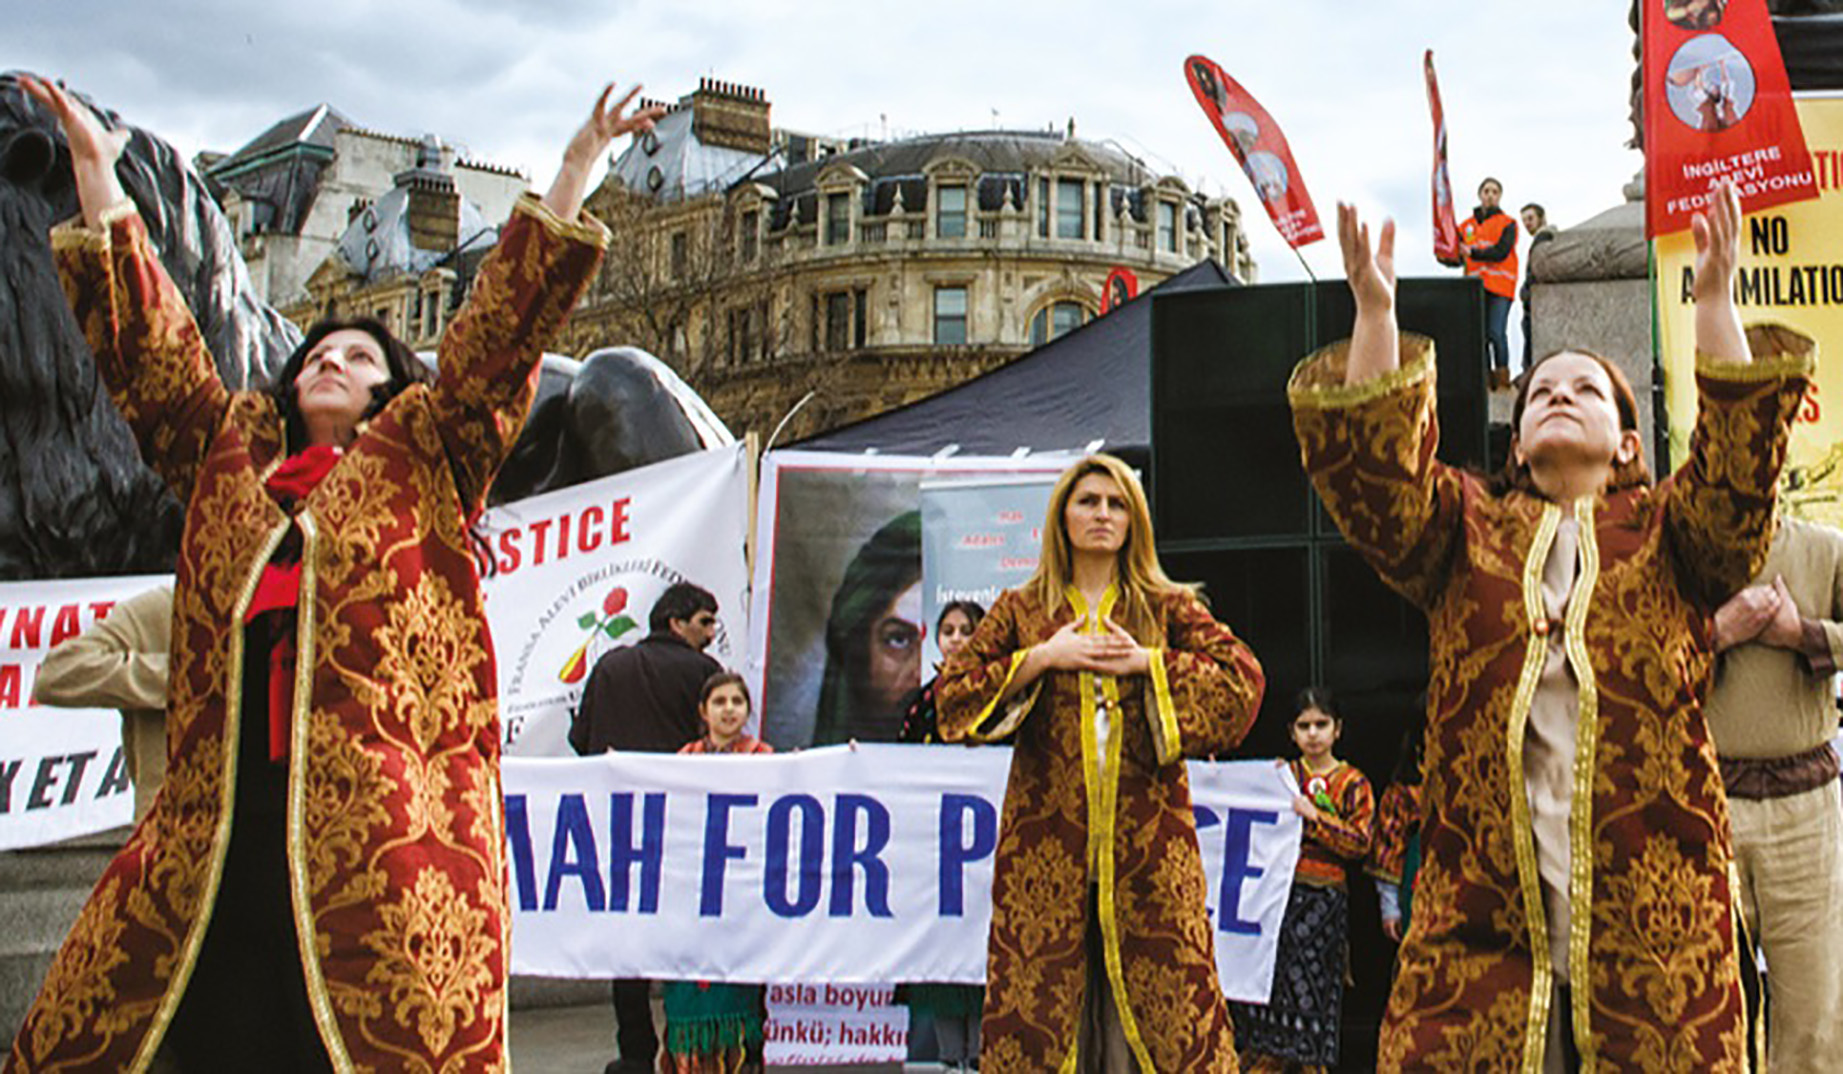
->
[1148,277,1488,1069]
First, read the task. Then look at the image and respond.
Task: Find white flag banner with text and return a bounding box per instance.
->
[483,445,751,757]
[504,745,1303,1004]
[0,574,171,850]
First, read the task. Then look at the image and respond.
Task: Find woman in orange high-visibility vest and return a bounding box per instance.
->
[1459,177,1520,390]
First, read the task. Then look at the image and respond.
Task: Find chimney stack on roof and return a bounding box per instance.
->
[687,77,772,155]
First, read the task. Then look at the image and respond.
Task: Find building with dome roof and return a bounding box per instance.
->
[562,78,1256,443]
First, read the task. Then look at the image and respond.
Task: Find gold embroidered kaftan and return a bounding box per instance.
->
[7,193,606,1073]
[1290,331,1813,1072]
[937,583,1264,1073]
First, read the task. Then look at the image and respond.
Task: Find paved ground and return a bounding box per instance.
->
[508,1003,924,1073]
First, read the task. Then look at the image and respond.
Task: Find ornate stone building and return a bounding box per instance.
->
[202,105,526,317]
[560,79,1256,442]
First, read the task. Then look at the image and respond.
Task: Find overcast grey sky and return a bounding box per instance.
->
[14,0,1641,283]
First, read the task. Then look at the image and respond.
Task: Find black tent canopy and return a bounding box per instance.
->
[793,259,1237,457]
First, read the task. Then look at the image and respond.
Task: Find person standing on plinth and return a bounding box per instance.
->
[1706,515,1843,1071]
[571,581,722,1074]
[1459,177,1520,390]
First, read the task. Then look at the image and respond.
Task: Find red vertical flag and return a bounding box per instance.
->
[1644,0,1816,236]
[1424,51,1462,266]
[1184,55,1324,248]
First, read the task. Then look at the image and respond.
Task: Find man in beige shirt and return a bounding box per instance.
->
[34,584,171,823]
[1709,516,1843,1072]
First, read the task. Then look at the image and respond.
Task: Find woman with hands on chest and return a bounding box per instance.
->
[937,453,1264,1073]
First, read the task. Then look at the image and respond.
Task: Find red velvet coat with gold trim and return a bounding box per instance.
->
[936,583,1264,1073]
[1290,330,1813,1072]
[7,194,605,1073]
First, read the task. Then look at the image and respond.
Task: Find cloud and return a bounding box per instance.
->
[14,0,1642,281]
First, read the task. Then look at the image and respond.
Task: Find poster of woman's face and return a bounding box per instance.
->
[756,464,922,749]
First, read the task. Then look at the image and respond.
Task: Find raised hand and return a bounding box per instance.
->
[18,75,130,229]
[1690,181,1749,362]
[1690,181,1742,303]
[1337,201,1402,385]
[1338,201,1396,316]
[542,81,669,222]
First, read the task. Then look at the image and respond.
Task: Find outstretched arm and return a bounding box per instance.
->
[429,82,658,510]
[26,74,229,502]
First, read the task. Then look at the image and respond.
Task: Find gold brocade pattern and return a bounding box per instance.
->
[1291,333,1811,1072]
[9,195,604,1073]
[937,586,1264,1072]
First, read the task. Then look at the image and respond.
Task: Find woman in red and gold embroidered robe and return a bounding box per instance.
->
[937,454,1265,1073]
[1291,193,1812,1071]
[7,77,662,1073]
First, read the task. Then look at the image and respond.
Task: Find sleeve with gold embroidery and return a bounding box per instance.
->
[1307,766,1375,862]
[1366,781,1420,884]
[1143,591,1265,764]
[1665,324,1815,608]
[430,193,609,514]
[1288,334,1467,611]
[937,588,1035,744]
[51,206,230,504]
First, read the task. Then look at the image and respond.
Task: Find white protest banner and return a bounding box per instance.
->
[0,574,171,850]
[763,983,906,1065]
[503,745,1302,1004]
[483,445,751,756]
[748,451,1078,748]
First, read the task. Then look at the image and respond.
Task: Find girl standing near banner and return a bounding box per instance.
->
[1291,186,1812,1071]
[937,453,1265,1073]
[1230,688,1373,1073]
[10,75,654,1072]
[1369,719,1426,947]
[897,599,987,1072]
[662,672,771,1073]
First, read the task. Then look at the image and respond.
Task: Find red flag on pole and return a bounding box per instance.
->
[1643,0,1816,236]
[1425,51,1462,266]
[1184,55,1324,248]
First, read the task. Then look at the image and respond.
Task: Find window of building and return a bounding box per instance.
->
[826,193,851,246]
[1037,178,1051,238]
[1157,202,1178,253]
[1093,181,1106,241]
[937,184,967,239]
[424,291,439,338]
[825,291,854,351]
[934,286,968,345]
[1029,302,1087,345]
[739,209,759,261]
[1057,178,1084,240]
[670,231,689,277]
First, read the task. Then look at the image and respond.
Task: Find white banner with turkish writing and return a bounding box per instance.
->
[0,574,170,850]
[484,444,752,756]
[502,745,1303,1005]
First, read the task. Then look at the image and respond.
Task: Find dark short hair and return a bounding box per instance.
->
[1520,202,1546,219]
[936,600,986,635]
[1294,685,1340,723]
[699,670,750,709]
[269,317,434,452]
[651,581,718,633]
[1479,177,1503,195]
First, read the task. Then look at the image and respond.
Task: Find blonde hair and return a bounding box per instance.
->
[1025,454,1197,642]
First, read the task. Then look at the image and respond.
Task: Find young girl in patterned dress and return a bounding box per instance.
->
[661,673,771,1073]
[1231,687,1374,1073]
